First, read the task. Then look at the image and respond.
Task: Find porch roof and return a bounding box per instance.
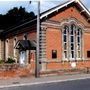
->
[14,40,36,50]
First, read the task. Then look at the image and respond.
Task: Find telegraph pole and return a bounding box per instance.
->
[35,1,40,78]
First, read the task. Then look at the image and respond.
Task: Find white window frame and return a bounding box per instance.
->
[69,24,76,61]
[62,25,69,61]
[76,28,82,60]
[62,24,82,61]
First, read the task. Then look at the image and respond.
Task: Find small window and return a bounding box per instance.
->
[64,51,67,58]
[71,43,74,50]
[71,36,74,42]
[52,50,57,59]
[64,26,68,34]
[71,51,74,58]
[64,43,67,50]
[64,35,67,42]
[87,51,90,58]
[77,51,80,58]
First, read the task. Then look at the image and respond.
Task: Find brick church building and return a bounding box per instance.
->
[0,0,90,73]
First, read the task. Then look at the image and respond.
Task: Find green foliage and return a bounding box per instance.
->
[0,6,35,30]
[0,60,4,64]
[5,57,15,64]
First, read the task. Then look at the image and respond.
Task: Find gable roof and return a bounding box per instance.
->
[0,17,37,38]
[41,0,90,21]
[14,40,36,50]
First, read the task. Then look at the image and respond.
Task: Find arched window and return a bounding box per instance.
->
[62,24,82,61]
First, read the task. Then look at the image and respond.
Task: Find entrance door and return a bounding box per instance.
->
[19,51,26,65]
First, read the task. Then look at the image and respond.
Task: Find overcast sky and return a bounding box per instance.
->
[0,0,89,15]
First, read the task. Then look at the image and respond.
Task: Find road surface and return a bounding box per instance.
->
[0,78,90,90]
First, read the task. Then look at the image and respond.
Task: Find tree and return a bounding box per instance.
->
[0,6,35,30]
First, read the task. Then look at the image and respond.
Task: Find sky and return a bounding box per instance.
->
[0,0,89,15]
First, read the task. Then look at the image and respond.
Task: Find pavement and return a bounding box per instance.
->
[0,73,90,89]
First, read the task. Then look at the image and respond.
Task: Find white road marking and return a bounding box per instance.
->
[0,76,90,89]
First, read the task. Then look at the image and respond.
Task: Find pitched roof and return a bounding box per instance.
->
[14,40,36,50]
[41,0,90,20]
[1,17,37,37]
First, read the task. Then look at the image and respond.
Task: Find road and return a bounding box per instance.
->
[0,79,90,90]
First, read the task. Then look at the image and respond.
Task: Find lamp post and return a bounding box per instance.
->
[35,1,40,78]
[29,0,41,78]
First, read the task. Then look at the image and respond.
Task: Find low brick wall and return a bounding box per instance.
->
[0,60,90,79]
[0,64,34,79]
[45,60,90,70]
[39,60,90,76]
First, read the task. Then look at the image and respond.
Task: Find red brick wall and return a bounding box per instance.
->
[46,28,62,60]
[28,31,36,41]
[50,7,90,26]
[17,34,23,40]
[84,32,90,59]
[45,6,90,70]
[46,61,90,70]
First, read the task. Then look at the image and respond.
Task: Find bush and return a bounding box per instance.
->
[0,60,4,64]
[5,57,15,64]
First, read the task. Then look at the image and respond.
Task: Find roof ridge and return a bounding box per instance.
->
[40,0,90,19]
[40,0,75,19]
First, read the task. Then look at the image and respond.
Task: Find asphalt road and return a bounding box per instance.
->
[1,79,90,90]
